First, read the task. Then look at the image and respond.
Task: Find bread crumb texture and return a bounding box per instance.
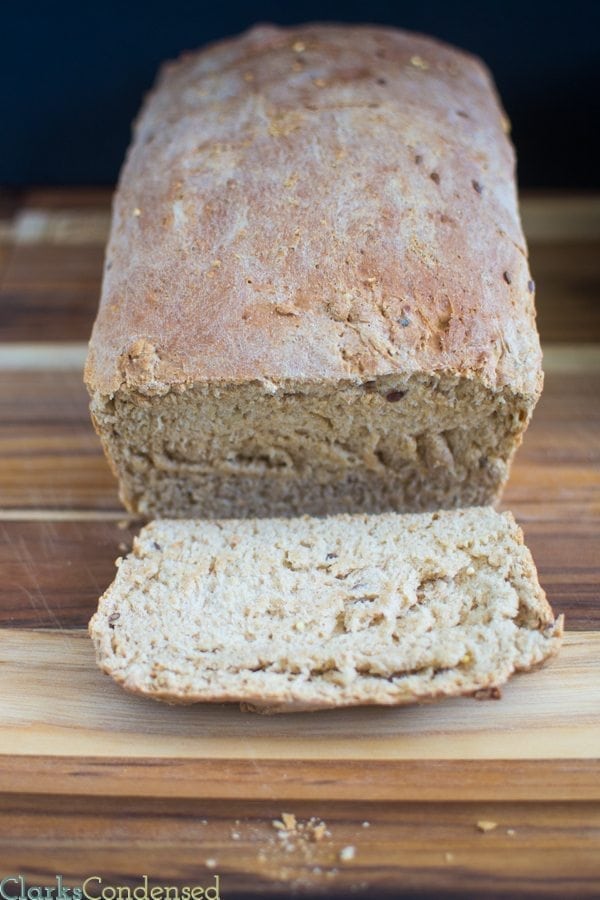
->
[89,508,562,711]
[90,373,533,518]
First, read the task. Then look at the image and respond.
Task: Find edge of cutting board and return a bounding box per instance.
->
[1,630,598,802]
[0,756,598,802]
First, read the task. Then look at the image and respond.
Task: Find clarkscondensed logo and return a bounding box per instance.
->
[0,877,221,900]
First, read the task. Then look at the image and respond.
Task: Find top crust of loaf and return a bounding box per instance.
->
[85,23,541,399]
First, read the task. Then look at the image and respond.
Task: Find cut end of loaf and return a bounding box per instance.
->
[90,373,535,518]
[89,508,562,712]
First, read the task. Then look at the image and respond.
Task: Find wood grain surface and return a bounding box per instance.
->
[0,189,599,898]
[1,795,598,899]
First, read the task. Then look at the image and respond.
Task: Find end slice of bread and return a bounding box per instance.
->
[89,508,562,712]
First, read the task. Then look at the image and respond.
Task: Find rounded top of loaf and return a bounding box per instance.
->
[85,22,542,399]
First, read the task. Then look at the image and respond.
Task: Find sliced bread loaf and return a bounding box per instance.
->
[89,508,562,712]
[86,24,541,519]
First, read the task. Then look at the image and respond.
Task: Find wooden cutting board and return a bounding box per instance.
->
[0,189,599,897]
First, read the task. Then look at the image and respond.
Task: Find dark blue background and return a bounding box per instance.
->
[2,0,598,186]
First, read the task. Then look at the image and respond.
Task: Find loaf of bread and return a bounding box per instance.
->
[89,508,561,711]
[85,23,541,518]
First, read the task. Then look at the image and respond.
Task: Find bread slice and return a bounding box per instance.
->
[85,23,542,519]
[89,508,562,712]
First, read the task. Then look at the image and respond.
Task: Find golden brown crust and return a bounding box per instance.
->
[85,23,541,399]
